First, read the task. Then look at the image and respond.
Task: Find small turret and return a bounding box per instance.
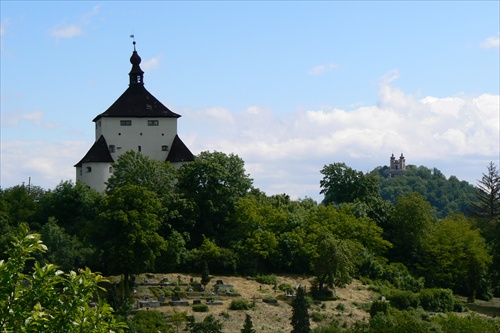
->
[129,41,144,86]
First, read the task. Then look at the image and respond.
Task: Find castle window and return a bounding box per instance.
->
[162,145,169,151]
[109,145,115,153]
[148,120,159,126]
[79,169,82,176]
[138,146,142,152]
[109,167,113,173]
[86,167,92,173]
[120,120,132,126]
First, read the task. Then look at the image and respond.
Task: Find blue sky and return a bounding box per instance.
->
[1,1,499,201]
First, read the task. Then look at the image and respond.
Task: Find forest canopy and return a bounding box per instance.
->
[1,152,499,331]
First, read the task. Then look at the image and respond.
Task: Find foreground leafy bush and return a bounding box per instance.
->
[0,225,127,333]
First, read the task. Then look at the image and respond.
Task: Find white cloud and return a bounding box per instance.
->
[481,33,500,49]
[308,63,339,75]
[182,73,499,199]
[142,55,161,71]
[2,73,498,200]
[49,24,83,39]
[49,5,100,40]
[0,140,88,189]
[3,110,61,129]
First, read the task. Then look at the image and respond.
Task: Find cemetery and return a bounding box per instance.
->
[118,273,377,332]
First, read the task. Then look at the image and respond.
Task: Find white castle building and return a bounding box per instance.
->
[75,42,194,192]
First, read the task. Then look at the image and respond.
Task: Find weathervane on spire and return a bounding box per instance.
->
[130,34,136,50]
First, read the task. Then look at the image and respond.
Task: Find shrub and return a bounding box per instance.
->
[419,288,455,312]
[219,311,230,319]
[312,320,341,333]
[386,289,419,310]
[311,311,328,322]
[434,313,499,333]
[370,300,389,318]
[255,274,278,286]
[335,303,345,312]
[192,303,209,312]
[229,299,251,310]
[278,283,294,293]
[130,310,172,333]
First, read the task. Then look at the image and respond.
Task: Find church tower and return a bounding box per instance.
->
[75,42,194,192]
[389,153,406,177]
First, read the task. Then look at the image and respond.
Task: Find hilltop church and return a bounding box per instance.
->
[388,153,406,177]
[75,42,194,192]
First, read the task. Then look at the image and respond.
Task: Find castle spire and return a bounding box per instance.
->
[129,41,144,86]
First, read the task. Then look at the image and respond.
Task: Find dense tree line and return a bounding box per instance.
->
[1,152,499,330]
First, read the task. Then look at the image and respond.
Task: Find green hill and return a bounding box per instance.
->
[371,165,477,218]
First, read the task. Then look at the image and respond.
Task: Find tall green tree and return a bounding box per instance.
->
[105,151,182,236]
[470,161,500,220]
[106,150,178,196]
[385,192,436,270]
[241,314,256,333]
[421,215,491,301]
[177,151,253,247]
[0,184,46,230]
[38,180,102,236]
[291,286,311,333]
[40,217,94,271]
[92,184,167,289]
[201,261,211,291]
[0,224,127,333]
[311,235,357,293]
[320,162,379,205]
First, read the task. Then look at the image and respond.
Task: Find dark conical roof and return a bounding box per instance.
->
[166,135,194,163]
[74,135,114,167]
[93,42,180,121]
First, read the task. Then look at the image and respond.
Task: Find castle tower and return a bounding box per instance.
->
[75,42,194,192]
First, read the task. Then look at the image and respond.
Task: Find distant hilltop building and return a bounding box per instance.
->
[389,153,406,176]
[75,42,194,192]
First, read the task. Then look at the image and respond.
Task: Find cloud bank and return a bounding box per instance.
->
[1,75,499,200]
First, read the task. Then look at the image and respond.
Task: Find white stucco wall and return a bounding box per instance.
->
[96,117,177,161]
[76,162,113,193]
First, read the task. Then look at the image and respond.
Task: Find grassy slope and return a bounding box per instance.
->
[126,273,374,332]
[123,273,500,332]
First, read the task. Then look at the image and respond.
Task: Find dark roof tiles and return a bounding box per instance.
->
[92,85,180,121]
[74,135,114,167]
[166,135,194,163]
